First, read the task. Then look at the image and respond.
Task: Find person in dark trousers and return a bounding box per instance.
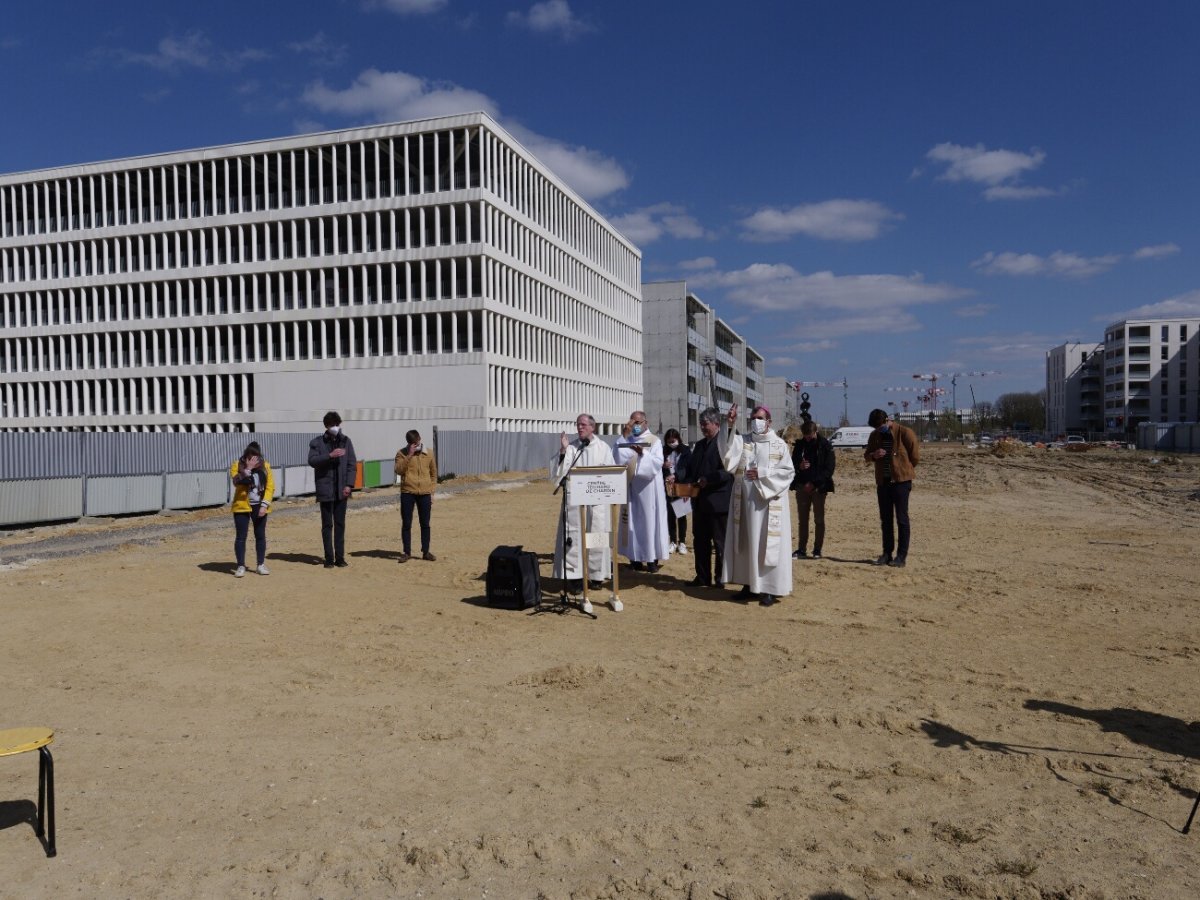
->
[790,420,836,559]
[662,427,692,555]
[679,407,734,588]
[229,441,273,577]
[394,428,438,562]
[864,408,920,568]
[309,411,357,568]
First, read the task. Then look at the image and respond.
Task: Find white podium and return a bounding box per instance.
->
[566,465,628,612]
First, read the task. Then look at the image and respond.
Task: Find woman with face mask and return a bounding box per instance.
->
[716,404,796,606]
[661,428,692,554]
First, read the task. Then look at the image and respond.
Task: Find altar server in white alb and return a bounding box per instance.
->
[614,410,672,573]
[552,414,616,591]
[719,403,795,606]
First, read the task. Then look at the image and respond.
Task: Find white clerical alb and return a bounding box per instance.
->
[551,438,616,581]
[717,424,795,596]
[614,430,671,565]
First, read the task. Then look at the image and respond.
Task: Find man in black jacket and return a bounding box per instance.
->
[790,420,836,559]
[680,407,734,588]
[308,411,357,569]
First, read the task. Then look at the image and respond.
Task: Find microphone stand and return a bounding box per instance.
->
[536,440,596,617]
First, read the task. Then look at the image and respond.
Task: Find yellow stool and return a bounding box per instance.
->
[0,727,56,857]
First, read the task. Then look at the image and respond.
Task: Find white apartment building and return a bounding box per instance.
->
[0,113,643,458]
[763,376,799,428]
[1046,341,1103,436]
[1101,317,1199,431]
[641,280,764,441]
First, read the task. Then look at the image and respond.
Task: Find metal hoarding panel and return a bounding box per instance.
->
[85,475,162,516]
[0,478,84,526]
[282,466,315,497]
[363,460,383,487]
[165,472,229,510]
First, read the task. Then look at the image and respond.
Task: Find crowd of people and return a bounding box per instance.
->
[553,404,920,609]
[226,404,919,602]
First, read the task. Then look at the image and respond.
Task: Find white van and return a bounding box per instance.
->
[829,426,875,449]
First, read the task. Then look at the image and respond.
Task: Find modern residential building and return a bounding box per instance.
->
[1100,318,1199,432]
[763,376,800,428]
[1046,341,1103,436]
[0,112,643,458]
[641,280,765,440]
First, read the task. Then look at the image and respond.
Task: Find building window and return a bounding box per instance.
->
[1182,324,1188,341]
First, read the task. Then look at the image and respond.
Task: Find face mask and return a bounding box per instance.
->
[879,424,889,433]
[631,424,644,436]
[328,425,341,436]
[751,419,767,435]
[667,442,679,450]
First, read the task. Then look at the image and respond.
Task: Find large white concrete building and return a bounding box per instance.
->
[640,280,765,440]
[1046,341,1103,436]
[1100,317,1199,431]
[0,113,643,458]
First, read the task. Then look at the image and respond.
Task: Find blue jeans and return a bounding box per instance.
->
[876,480,912,560]
[234,508,268,567]
[401,493,432,554]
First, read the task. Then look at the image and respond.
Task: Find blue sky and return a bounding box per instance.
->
[3,1,1197,415]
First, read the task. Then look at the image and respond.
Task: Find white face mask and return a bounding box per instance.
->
[751,418,768,435]
[327,425,341,436]
[667,442,679,450]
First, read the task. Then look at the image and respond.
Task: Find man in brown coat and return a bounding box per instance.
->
[864,409,920,568]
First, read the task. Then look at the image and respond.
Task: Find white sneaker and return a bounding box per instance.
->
[608,597,623,612]
[678,544,688,555]
[256,564,270,576]
[581,598,594,614]
[234,566,246,578]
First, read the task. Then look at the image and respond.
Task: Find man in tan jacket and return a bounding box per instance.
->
[864,409,919,568]
[394,429,438,562]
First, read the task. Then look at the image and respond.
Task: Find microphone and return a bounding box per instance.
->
[579,438,591,447]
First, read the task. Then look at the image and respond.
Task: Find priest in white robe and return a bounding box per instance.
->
[614,410,672,572]
[551,413,615,587]
[718,403,795,605]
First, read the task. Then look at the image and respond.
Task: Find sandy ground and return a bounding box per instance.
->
[1,444,1199,899]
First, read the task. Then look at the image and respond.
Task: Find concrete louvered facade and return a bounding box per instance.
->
[0,112,643,458]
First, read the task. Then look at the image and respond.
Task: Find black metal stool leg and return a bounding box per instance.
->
[38,746,56,857]
[1185,790,1199,835]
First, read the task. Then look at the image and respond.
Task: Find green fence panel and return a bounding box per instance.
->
[363,460,383,487]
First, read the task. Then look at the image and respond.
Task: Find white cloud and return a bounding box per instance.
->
[300,69,628,199]
[365,0,448,14]
[610,203,707,245]
[954,332,1063,362]
[927,142,1045,186]
[739,199,902,242]
[983,185,1062,201]
[1133,242,1180,260]
[971,250,1120,279]
[687,264,968,338]
[925,142,1060,201]
[118,32,269,72]
[679,256,717,271]
[507,1,596,39]
[1115,289,1200,320]
[287,32,349,68]
[954,303,994,318]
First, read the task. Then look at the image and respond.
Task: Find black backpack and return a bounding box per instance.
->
[485,546,541,609]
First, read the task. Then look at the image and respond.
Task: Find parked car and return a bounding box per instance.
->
[978,433,994,445]
[1065,435,1086,445]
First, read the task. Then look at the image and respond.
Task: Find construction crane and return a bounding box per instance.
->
[914,371,1001,440]
[789,379,848,426]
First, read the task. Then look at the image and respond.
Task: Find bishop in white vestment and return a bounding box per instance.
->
[614,411,672,570]
[718,404,795,603]
[551,415,616,583]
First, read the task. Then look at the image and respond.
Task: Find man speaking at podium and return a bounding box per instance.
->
[552,413,615,591]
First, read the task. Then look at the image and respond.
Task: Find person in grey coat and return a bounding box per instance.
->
[308,411,357,568]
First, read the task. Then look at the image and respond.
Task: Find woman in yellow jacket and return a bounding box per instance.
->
[230,441,274,577]
[394,429,437,562]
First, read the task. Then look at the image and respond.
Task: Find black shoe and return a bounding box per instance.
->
[688,576,712,588]
[646,562,660,574]
[631,561,645,571]
[791,548,807,559]
[335,559,349,568]
[759,594,778,607]
[811,550,822,559]
[736,585,754,599]
[714,581,725,590]
[567,579,583,593]
[887,556,907,568]
[873,554,892,566]
[398,552,411,562]
[324,560,335,569]
[589,580,604,591]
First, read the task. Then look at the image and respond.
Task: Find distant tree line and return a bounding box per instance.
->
[973,391,1046,433]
